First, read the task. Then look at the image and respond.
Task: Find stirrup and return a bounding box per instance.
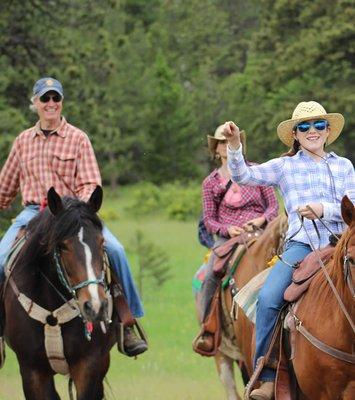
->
[0,337,5,369]
[116,320,148,356]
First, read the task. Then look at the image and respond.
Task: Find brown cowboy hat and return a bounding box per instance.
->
[277,101,344,147]
[207,125,246,156]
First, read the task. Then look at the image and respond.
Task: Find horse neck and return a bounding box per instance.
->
[234,215,286,285]
[14,248,68,308]
[311,226,354,314]
[250,217,286,273]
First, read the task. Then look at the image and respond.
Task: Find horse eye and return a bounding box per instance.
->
[58,243,68,251]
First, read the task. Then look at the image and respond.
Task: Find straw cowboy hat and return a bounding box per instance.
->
[277,101,345,147]
[207,125,246,156]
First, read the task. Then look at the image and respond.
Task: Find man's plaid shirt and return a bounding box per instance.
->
[228,145,355,248]
[202,168,279,238]
[0,117,101,208]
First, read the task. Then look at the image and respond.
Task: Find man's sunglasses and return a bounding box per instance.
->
[39,93,62,103]
[294,120,328,133]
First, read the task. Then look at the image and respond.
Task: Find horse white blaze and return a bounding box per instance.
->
[78,228,101,313]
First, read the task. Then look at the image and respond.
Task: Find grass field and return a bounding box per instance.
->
[0,186,244,399]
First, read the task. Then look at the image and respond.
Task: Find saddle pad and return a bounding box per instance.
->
[192,262,209,293]
[234,267,273,324]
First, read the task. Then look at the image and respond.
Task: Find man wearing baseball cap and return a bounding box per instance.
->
[0,77,147,364]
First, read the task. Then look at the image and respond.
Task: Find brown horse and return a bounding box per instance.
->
[3,186,117,400]
[195,213,288,400]
[290,196,355,399]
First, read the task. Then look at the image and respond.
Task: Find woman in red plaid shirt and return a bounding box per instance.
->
[195,125,279,353]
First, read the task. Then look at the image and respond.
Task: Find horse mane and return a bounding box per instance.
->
[18,197,103,265]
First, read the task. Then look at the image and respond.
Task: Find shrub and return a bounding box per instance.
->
[125,181,201,221]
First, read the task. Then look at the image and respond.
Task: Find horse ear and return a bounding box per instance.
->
[88,186,103,213]
[47,187,64,215]
[341,195,354,226]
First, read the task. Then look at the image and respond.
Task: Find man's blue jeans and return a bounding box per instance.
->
[0,206,144,318]
[254,240,312,381]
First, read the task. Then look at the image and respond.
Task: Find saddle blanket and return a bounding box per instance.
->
[234,267,272,324]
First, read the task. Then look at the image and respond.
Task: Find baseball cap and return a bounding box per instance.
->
[33,77,64,98]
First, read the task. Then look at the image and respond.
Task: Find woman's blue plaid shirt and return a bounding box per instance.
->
[228,145,355,248]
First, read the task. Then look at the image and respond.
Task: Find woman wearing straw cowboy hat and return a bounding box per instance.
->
[222,101,355,400]
[194,125,278,353]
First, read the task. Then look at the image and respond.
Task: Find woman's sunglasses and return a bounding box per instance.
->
[39,93,62,103]
[294,120,328,133]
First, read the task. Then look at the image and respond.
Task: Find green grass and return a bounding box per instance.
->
[0,186,244,399]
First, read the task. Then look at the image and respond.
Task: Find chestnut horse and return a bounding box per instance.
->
[195,213,288,400]
[290,196,355,399]
[3,187,117,400]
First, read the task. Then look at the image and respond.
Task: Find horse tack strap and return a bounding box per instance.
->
[45,324,70,375]
[9,277,80,375]
[291,310,355,364]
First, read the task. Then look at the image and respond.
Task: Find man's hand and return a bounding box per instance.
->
[222,121,241,150]
[228,225,245,237]
[243,216,266,232]
[297,203,324,220]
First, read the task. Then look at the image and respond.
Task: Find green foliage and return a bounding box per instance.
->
[98,208,119,222]
[133,229,172,299]
[0,199,22,238]
[161,183,201,221]
[125,181,201,220]
[0,0,353,203]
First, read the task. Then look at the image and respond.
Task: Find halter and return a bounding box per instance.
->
[53,248,110,340]
[53,249,107,298]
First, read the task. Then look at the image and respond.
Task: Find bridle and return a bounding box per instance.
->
[343,236,355,298]
[45,248,112,339]
[53,249,108,299]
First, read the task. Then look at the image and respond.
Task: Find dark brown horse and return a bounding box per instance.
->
[3,186,117,400]
[290,196,355,399]
[195,213,288,399]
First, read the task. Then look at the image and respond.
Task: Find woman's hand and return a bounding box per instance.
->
[298,203,324,220]
[243,216,266,232]
[222,121,241,150]
[228,225,245,237]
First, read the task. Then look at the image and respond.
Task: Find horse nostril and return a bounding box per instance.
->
[83,301,93,315]
[99,299,109,319]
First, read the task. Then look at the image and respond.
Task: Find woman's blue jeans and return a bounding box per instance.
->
[255,240,312,381]
[0,206,144,318]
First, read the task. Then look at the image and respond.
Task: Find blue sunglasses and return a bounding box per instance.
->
[294,120,329,133]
